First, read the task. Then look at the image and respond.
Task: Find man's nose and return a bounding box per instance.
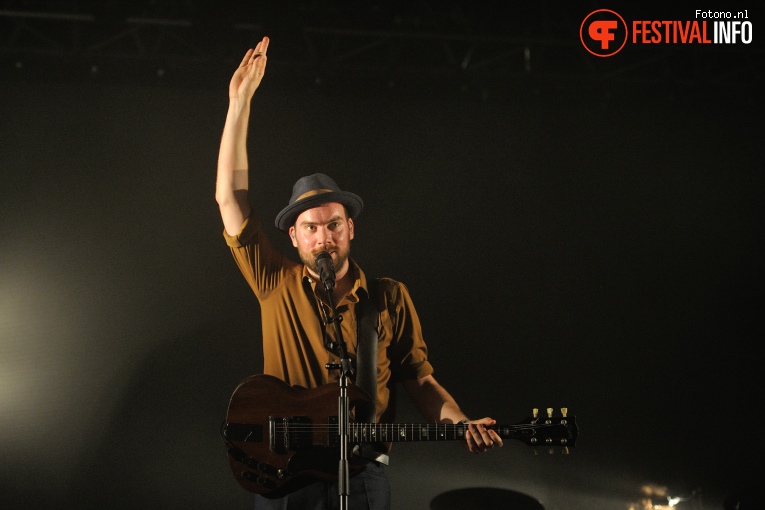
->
[317,227,332,245]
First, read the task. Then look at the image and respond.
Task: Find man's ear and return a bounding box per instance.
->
[289,227,298,247]
[348,218,355,240]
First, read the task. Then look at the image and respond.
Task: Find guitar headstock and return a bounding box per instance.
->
[507,407,578,452]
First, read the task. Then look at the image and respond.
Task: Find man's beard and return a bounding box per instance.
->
[299,244,351,276]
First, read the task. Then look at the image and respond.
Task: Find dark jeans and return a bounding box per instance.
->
[254,460,390,510]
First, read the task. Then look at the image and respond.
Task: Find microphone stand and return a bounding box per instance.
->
[321,273,353,510]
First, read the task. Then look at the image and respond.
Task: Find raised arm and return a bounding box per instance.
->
[216,37,269,236]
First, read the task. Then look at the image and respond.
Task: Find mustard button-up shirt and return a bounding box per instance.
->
[224,214,433,424]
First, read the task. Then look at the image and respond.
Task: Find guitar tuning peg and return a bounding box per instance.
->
[561,447,570,455]
[532,408,539,418]
[561,407,568,417]
[546,408,553,418]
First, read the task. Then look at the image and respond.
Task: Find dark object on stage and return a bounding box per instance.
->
[430,487,545,509]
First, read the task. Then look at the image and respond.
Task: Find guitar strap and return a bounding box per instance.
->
[354,277,390,465]
[355,277,378,424]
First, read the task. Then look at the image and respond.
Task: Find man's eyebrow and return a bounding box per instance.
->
[299,215,345,227]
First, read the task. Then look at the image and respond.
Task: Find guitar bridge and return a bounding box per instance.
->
[268,416,313,453]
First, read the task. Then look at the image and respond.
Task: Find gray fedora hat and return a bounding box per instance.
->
[275,173,364,231]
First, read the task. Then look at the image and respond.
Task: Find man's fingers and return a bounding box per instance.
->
[466,424,487,452]
[239,37,269,68]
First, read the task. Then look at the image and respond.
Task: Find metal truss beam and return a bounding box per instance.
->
[1,6,762,101]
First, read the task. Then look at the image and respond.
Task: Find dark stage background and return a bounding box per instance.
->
[1,2,763,509]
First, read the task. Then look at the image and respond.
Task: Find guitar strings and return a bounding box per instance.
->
[266,424,560,431]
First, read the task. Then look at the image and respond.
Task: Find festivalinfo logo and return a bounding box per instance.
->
[580,8,753,57]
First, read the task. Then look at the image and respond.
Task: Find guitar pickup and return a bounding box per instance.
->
[268,416,313,452]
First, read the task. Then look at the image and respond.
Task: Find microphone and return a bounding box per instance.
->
[315,251,335,290]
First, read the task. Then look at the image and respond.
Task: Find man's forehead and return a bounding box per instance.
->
[296,202,348,223]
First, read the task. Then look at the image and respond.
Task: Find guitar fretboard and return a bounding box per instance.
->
[350,423,471,443]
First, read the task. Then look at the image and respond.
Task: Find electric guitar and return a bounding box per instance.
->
[222,374,578,499]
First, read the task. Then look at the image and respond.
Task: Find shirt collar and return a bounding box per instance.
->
[301,258,368,303]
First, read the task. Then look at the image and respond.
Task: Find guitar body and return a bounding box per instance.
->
[223,374,578,499]
[224,374,372,499]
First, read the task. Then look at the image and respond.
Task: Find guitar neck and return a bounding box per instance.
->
[351,422,469,443]
[350,421,570,446]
